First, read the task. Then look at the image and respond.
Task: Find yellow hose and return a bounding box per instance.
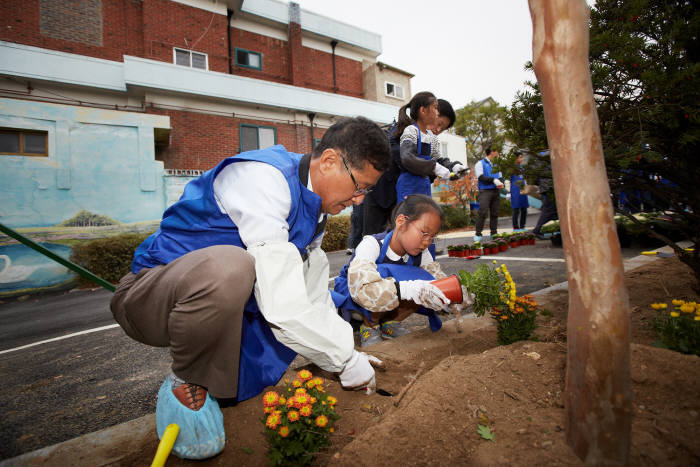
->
[151,424,179,467]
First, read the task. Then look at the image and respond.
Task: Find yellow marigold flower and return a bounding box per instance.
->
[263,391,280,407]
[299,404,312,417]
[292,380,302,388]
[694,316,700,321]
[295,387,307,394]
[650,303,667,310]
[298,369,313,381]
[279,425,290,437]
[672,299,684,306]
[326,395,337,405]
[492,260,498,264]
[680,304,695,313]
[500,315,508,320]
[315,415,328,427]
[266,413,281,429]
[670,311,680,318]
[287,410,300,422]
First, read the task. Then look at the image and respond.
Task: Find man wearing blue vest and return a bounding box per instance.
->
[473,146,504,242]
[110,117,390,460]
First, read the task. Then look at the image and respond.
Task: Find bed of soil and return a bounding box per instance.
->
[117,257,699,466]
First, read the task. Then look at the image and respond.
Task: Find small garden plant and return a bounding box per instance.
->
[651,299,699,356]
[459,261,540,345]
[261,369,340,466]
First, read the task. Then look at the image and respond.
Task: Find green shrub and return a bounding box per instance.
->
[440,205,471,231]
[59,209,120,227]
[321,215,350,252]
[70,233,151,286]
[498,196,513,217]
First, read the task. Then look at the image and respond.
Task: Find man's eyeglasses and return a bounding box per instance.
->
[340,154,373,196]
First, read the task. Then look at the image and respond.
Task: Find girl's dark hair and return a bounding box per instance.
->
[394,91,437,140]
[390,194,444,229]
[437,99,456,129]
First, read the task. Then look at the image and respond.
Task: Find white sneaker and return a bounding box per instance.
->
[473,235,482,242]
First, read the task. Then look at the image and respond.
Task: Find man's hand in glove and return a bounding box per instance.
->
[452,163,467,173]
[434,163,451,180]
[339,350,376,390]
[494,179,504,188]
[399,280,451,311]
[505,193,511,201]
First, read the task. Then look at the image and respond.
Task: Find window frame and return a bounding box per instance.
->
[384,81,405,99]
[234,47,263,71]
[239,124,277,153]
[0,128,49,157]
[172,47,209,70]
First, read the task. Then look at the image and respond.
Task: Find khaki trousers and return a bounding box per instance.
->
[110,245,256,398]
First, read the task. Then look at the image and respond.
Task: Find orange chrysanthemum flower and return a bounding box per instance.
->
[292,380,302,388]
[263,391,280,407]
[312,377,324,386]
[295,393,309,408]
[298,369,313,381]
[306,380,316,388]
[315,415,328,427]
[286,397,295,408]
[279,397,286,405]
[287,410,300,422]
[279,425,290,438]
[295,387,307,395]
[266,413,281,429]
[299,404,312,417]
[264,406,274,414]
[500,315,508,320]
[326,395,337,405]
[310,397,317,404]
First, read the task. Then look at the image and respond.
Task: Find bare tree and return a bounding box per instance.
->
[528,1,632,464]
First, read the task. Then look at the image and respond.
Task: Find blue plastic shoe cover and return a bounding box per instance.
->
[155,378,225,459]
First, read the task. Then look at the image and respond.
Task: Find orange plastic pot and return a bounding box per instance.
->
[431,274,463,304]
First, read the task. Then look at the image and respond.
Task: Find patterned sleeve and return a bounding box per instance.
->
[347,258,400,312]
[421,259,447,279]
[429,132,441,159]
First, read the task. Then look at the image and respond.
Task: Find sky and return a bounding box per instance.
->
[297,0,539,109]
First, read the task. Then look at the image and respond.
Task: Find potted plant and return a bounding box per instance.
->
[496,238,507,252]
[472,241,482,256]
[458,244,468,257]
[447,245,457,257]
[509,234,520,248]
[486,242,497,255]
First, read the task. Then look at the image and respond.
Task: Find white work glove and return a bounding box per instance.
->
[494,179,504,188]
[505,193,511,201]
[434,163,451,180]
[339,350,376,390]
[399,280,451,311]
[452,163,467,173]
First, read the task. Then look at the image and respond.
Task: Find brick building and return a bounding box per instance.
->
[0,0,410,227]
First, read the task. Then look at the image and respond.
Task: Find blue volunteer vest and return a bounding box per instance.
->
[131,145,324,401]
[477,157,499,190]
[510,165,530,209]
[396,124,432,201]
[333,230,442,332]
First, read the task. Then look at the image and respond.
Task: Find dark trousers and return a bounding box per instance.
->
[361,194,394,236]
[475,189,500,236]
[533,195,559,234]
[512,207,528,229]
[347,204,364,249]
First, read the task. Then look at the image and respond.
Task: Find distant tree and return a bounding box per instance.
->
[434,172,478,213]
[506,0,700,291]
[58,210,119,227]
[454,99,509,163]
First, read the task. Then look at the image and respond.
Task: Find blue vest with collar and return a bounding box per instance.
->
[333,230,442,332]
[130,145,323,401]
[477,157,499,190]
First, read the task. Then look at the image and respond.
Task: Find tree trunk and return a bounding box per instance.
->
[527,1,632,465]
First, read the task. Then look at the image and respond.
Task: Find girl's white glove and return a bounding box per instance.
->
[434,163,451,180]
[448,286,475,312]
[339,350,376,390]
[399,280,451,311]
[452,163,467,173]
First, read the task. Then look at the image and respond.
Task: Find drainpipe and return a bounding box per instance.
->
[308,113,316,150]
[330,40,338,93]
[227,9,233,74]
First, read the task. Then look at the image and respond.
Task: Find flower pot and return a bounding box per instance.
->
[459,250,468,257]
[529,238,535,245]
[510,241,519,248]
[473,248,482,256]
[448,250,456,257]
[431,274,463,304]
[499,244,508,252]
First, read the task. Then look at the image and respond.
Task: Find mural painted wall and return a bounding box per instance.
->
[0,98,170,228]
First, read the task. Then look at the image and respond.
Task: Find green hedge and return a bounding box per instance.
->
[321,215,350,252]
[441,205,472,231]
[70,233,151,286]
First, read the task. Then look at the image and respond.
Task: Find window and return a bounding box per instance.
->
[385,82,404,99]
[240,124,276,153]
[235,48,262,70]
[173,48,208,70]
[440,142,449,157]
[0,129,48,157]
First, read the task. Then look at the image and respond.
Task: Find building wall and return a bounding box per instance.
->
[230,27,291,83]
[0,98,168,228]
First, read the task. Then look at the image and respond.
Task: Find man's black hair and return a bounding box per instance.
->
[485,146,492,156]
[437,99,456,129]
[312,116,391,172]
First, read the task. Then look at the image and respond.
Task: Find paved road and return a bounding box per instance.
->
[0,213,648,459]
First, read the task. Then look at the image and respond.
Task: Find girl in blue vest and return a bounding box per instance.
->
[508,151,529,231]
[334,194,473,347]
[394,92,458,202]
